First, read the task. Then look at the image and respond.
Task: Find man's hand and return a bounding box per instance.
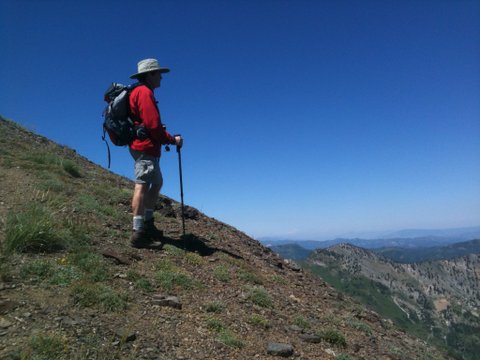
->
[175,135,183,148]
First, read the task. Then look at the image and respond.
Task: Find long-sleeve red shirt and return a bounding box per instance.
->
[129,84,175,157]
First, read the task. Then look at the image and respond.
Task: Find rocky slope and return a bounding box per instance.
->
[307,244,480,358]
[0,117,446,359]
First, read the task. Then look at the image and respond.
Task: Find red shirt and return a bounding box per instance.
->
[129,84,175,157]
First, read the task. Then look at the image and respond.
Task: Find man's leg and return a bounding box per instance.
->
[132,183,147,240]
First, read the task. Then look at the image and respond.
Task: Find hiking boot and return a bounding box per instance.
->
[130,229,151,248]
[144,219,164,239]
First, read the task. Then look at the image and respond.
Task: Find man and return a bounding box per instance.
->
[128,58,182,248]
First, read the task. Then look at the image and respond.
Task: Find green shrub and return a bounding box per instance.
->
[206,318,244,349]
[349,320,372,335]
[238,270,262,284]
[4,205,66,253]
[135,278,154,292]
[20,259,55,281]
[213,265,231,283]
[50,265,82,286]
[270,274,288,285]
[336,355,354,360]
[247,287,273,308]
[155,270,195,291]
[205,301,225,313]
[218,330,244,349]
[185,252,204,265]
[62,159,82,178]
[293,315,311,330]
[319,329,347,347]
[207,318,225,332]
[248,314,270,329]
[25,333,67,358]
[163,244,185,257]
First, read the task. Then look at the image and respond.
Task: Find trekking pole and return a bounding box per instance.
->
[177,144,186,239]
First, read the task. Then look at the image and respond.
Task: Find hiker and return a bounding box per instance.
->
[128,58,183,248]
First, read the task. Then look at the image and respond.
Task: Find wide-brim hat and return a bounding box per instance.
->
[130,58,170,79]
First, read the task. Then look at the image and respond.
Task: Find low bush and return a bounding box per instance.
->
[318,328,347,347]
[247,287,273,308]
[248,314,270,329]
[205,301,225,313]
[62,159,82,178]
[24,333,67,358]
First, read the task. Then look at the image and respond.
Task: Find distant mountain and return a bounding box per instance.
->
[260,239,323,250]
[375,239,480,263]
[305,244,480,359]
[270,243,311,260]
[382,226,480,240]
[261,235,476,251]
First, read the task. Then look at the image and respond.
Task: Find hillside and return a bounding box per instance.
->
[306,244,480,359]
[0,117,446,359]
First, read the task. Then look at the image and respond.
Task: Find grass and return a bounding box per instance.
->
[206,318,244,349]
[67,250,109,282]
[4,205,66,253]
[155,259,198,291]
[75,193,119,218]
[71,281,127,311]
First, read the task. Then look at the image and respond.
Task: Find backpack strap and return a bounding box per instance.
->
[102,126,111,169]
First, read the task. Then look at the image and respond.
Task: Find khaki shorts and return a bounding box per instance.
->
[129,149,163,186]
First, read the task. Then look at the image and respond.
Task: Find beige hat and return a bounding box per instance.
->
[130,58,170,79]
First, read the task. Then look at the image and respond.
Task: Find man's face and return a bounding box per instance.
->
[147,71,162,89]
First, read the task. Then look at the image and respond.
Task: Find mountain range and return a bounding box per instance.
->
[261,227,480,251]
[303,244,480,359]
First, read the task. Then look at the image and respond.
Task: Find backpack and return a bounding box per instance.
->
[102,82,140,168]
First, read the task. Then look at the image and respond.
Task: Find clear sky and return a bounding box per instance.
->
[1,0,479,240]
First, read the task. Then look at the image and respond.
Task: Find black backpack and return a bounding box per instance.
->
[102,83,140,167]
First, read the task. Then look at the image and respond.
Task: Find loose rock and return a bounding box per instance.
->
[267,342,294,357]
[0,317,12,329]
[116,329,137,342]
[152,295,182,309]
[299,333,322,343]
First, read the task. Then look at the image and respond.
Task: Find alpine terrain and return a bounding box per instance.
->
[0,116,447,359]
[305,244,479,359]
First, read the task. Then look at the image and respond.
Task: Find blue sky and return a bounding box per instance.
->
[1,0,479,240]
